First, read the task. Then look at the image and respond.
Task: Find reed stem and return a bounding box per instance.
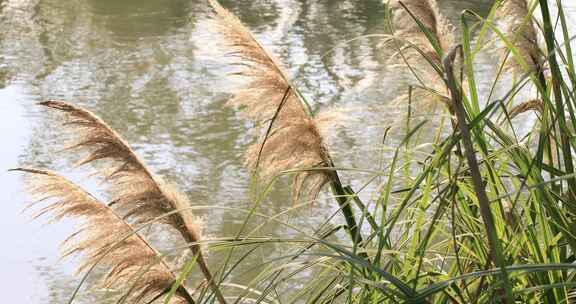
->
[194,250,227,304]
[329,170,365,254]
[443,44,513,303]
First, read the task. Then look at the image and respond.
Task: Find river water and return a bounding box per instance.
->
[1,0,573,303]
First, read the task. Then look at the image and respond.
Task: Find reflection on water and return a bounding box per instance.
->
[1,0,501,302]
[86,0,192,40]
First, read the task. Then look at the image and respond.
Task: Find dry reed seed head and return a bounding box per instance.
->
[387,85,453,122]
[38,100,215,302]
[509,99,543,119]
[38,101,145,174]
[109,172,205,249]
[227,86,305,123]
[38,101,203,246]
[13,168,192,304]
[313,107,351,148]
[293,170,332,202]
[245,117,330,173]
[209,0,334,199]
[496,0,543,74]
[208,0,290,83]
[388,0,456,115]
[160,179,204,247]
[390,0,455,65]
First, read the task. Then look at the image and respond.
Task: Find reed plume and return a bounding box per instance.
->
[388,0,456,116]
[509,98,543,119]
[208,0,333,200]
[496,1,545,129]
[208,0,366,248]
[37,100,227,304]
[390,0,454,68]
[496,0,543,75]
[11,168,194,304]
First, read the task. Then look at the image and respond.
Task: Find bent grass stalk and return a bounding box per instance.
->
[443,45,513,303]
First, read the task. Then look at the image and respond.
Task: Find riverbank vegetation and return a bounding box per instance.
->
[12,0,576,303]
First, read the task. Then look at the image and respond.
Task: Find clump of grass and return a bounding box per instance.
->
[13,0,576,303]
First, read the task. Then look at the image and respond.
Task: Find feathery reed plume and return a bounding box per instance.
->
[208,0,333,200]
[208,0,366,248]
[509,99,543,119]
[11,168,194,304]
[388,0,456,113]
[390,0,454,68]
[37,100,227,304]
[496,0,543,75]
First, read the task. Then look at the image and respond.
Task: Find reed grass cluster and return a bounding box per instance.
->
[12,0,576,303]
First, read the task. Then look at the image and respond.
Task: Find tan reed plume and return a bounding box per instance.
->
[208,0,333,199]
[509,99,543,119]
[497,0,543,75]
[390,0,454,68]
[388,0,456,115]
[38,100,227,304]
[11,168,194,304]
[497,1,545,128]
